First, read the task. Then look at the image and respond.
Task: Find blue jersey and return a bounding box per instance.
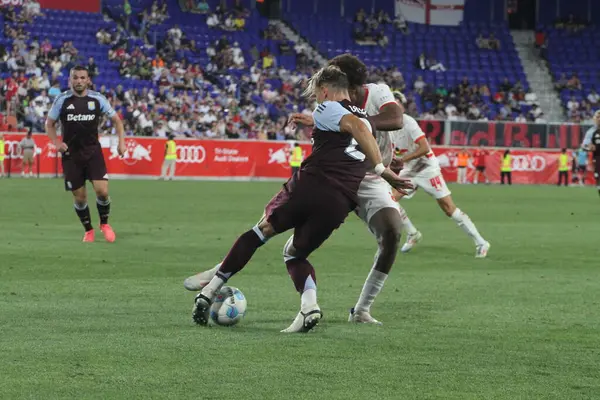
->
[48,90,116,160]
[576,149,588,166]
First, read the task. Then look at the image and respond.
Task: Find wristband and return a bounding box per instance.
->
[374,163,385,176]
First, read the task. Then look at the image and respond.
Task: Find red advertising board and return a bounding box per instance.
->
[38,0,100,13]
[0,134,595,185]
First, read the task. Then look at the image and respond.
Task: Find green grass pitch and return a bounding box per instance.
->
[1,179,599,399]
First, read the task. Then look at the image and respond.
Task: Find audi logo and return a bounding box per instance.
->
[4,140,35,158]
[177,145,206,164]
[511,155,546,172]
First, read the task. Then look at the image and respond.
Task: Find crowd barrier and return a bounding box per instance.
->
[0,133,595,185]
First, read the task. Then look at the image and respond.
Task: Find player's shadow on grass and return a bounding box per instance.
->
[409,244,477,257]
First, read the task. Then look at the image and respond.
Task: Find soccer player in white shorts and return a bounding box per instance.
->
[390,91,490,258]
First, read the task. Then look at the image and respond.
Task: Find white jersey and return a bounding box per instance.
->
[362,83,397,169]
[391,114,440,176]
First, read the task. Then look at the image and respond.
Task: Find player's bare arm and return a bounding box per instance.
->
[339,114,412,193]
[366,102,404,131]
[111,114,126,156]
[45,117,68,152]
[288,113,314,127]
[400,137,431,164]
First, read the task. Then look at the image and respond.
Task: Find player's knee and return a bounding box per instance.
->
[95,189,109,198]
[380,226,402,248]
[73,192,87,204]
[282,235,297,261]
[256,220,275,240]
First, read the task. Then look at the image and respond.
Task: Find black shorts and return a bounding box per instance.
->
[476,166,485,172]
[577,165,587,173]
[62,148,108,191]
[265,172,354,259]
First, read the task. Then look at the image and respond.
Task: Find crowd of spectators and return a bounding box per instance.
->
[0,0,78,129]
[1,0,565,137]
[554,73,598,123]
[92,62,314,141]
[554,14,588,33]
[476,33,501,50]
[413,76,546,123]
[353,9,391,47]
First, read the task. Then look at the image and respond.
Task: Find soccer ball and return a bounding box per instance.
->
[210,286,247,326]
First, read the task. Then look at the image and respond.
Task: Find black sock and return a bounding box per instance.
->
[74,203,93,232]
[96,196,111,225]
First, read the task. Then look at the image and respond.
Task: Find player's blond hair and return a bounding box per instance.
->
[302,65,349,98]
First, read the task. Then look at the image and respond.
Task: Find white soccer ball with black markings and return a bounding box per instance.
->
[210,286,247,326]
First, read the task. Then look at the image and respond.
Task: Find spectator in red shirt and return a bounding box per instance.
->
[473,144,490,184]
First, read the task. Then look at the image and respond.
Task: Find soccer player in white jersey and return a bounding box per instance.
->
[183,54,419,326]
[390,91,490,258]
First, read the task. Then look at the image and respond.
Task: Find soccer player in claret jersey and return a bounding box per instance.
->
[582,110,600,196]
[45,66,126,242]
[191,66,412,333]
[185,54,419,325]
[391,92,490,257]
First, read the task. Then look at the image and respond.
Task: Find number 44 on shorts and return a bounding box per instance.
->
[429,175,443,191]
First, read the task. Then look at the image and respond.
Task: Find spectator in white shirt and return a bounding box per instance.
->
[38,72,50,90]
[168,25,183,48]
[168,117,181,133]
[207,14,219,28]
[155,121,168,137]
[24,0,42,18]
[529,104,543,119]
[515,113,527,123]
[34,90,50,106]
[587,89,600,106]
[445,103,457,116]
[429,58,446,72]
[413,76,426,93]
[567,96,579,111]
[524,90,538,105]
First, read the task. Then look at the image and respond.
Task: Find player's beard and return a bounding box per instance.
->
[73,85,86,95]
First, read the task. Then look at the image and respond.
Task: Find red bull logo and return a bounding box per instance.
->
[268,146,291,167]
[110,139,152,166]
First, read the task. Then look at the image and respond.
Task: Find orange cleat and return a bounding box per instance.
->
[83,230,95,242]
[100,224,116,243]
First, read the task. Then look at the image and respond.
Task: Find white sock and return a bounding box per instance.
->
[354,269,388,313]
[451,208,486,246]
[209,263,221,276]
[201,275,225,299]
[300,276,317,311]
[398,206,418,235]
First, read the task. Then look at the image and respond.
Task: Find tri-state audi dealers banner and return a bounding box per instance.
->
[1,134,595,185]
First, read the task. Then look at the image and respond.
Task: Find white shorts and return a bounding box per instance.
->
[399,169,451,200]
[355,175,400,223]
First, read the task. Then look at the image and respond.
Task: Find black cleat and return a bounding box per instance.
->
[192,293,212,326]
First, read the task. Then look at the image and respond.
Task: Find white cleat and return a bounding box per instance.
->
[281,305,323,333]
[475,241,491,258]
[183,263,221,291]
[401,231,423,253]
[348,308,382,325]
